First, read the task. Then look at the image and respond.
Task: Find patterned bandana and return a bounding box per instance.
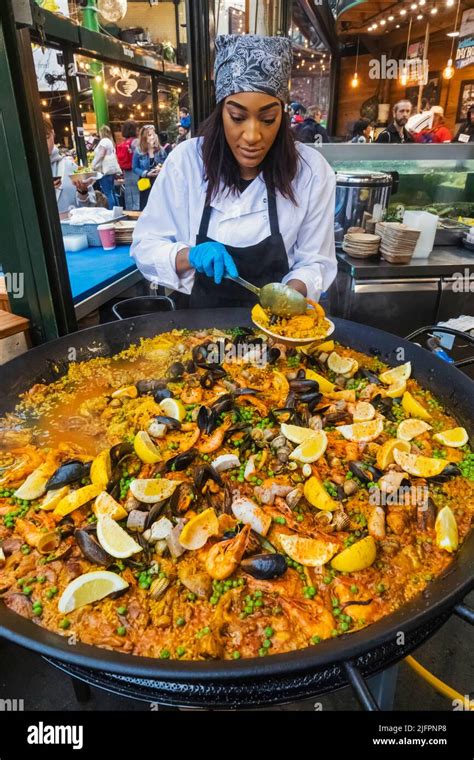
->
[214,34,292,104]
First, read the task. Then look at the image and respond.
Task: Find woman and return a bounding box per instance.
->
[131,34,337,308]
[452,105,474,143]
[132,125,168,211]
[44,118,96,213]
[91,125,120,209]
[350,118,372,143]
[414,106,453,143]
[117,119,139,211]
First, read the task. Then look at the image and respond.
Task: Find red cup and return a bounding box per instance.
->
[98,223,116,250]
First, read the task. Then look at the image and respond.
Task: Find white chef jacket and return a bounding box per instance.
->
[131,137,337,301]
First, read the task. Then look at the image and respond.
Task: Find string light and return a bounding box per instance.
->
[66,94,71,101]
[388,15,394,20]
[417,13,423,19]
[41,99,47,106]
[400,8,407,15]
[431,6,438,13]
[94,74,102,83]
[118,103,123,109]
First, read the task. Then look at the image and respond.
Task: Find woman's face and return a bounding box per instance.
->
[363,124,372,139]
[145,127,156,146]
[222,91,282,176]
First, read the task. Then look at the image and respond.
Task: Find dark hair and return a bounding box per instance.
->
[180,106,189,115]
[199,101,300,204]
[158,131,169,143]
[122,119,137,139]
[352,118,371,138]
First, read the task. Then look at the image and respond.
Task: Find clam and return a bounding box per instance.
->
[286,486,303,509]
[241,553,287,580]
[332,509,351,531]
[150,576,170,600]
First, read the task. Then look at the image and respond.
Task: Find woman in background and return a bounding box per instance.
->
[350,118,372,143]
[117,120,139,210]
[132,125,168,211]
[92,125,119,209]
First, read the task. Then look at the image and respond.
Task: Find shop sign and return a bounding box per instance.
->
[456,9,474,70]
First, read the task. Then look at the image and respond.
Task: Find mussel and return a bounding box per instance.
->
[430,464,461,482]
[192,343,210,365]
[45,460,92,491]
[184,359,197,374]
[349,461,382,484]
[166,448,198,472]
[197,405,218,435]
[289,379,319,394]
[75,529,112,565]
[153,388,173,403]
[200,371,216,390]
[241,553,287,580]
[144,499,170,528]
[154,414,182,430]
[232,387,260,396]
[169,482,195,514]
[357,368,382,385]
[109,442,133,467]
[167,361,186,380]
[372,395,396,421]
[193,464,223,492]
[267,347,281,365]
[212,394,234,416]
[136,379,166,396]
[323,411,353,426]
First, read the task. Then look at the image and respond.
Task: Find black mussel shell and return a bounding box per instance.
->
[289,379,319,394]
[200,371,216,390]
[241,553,287,580]
[286,347,298,358]
[270,407,298,424]
[168,361,185,380]
[211,394,234,416]
[323,410,353,426]
[193,464,223,491]
[169,482,195,515]
[154,415,182,430]
[224,421,251,439]
[357,368,382,385]
[75,529,112,565]
[185,360,197,374]
[166,448,198,471]
[298,391,322,405]
[285,391,297,409]
[372,394,396,421]
[296,368,306,379]
[308,394,323,414]
[192,344,209,364]
[430,464,461,482]
[232,387,260,396]
[349,460,382,483]
[197,405,219,435]
[267,347,281,365]
[45,460,92,491]
[109,442,133,467]
[136,379,166,396]
[154,387,173,403]
[144,499,169,529]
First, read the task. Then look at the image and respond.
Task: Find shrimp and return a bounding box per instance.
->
[180,386,203,405]
[198,421,231,454]
[0,446,43,487]
[205,524,250,580]
[237,395,269,417]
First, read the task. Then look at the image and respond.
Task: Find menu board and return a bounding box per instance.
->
[456,8,474,70]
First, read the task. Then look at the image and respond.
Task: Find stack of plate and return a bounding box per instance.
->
[342,232,381,258]
[375,222,421,264]
[113,220,136,245]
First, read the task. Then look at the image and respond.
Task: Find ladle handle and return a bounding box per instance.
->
[225,275,261,297]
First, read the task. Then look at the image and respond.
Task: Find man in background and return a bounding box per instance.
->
[45,118,97,213]
[294,104,329,144]
[375,100,413,144]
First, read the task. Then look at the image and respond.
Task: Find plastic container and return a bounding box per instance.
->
[62,234,88,252]
[402,210,438,258]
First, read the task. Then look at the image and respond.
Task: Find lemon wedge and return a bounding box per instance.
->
[337,418,384,443]
[251,303,269,326]
[397,419,432,441]
[53,484,102,517]
[179,508,219,550]
[90,449,112,488]
[352,401,376,423]
[393,449,448,478]
[331,536,377,573]
[327,352,358,377]
[433,427,468,448]
[96,515,143,558]
[134,431,162,464]
[38,486,70,511]
[313,339,335,352]
[303,476,339,511]
[111,385,138,399]
[376,439,410,470]
[386,379,407,398]
[401,391,431,421]
[281,423,318,444]
[379,361,412,385]
[129,478,178,504]
[159,397,186,422]
[58,571,129,614]
[279,533,339,567]
[435,506,459,553]
[14,463,55,501]
[305,369,335,394]
[93,491,128,521]
[289,430,328,463]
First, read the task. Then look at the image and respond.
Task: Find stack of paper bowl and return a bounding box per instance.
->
[375,222,421,264]
[342,232,381,258]
[113,220,136,245]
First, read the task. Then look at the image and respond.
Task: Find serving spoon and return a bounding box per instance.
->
[225,275,308,317]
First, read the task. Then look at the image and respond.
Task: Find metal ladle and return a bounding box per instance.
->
[225,275,307,317]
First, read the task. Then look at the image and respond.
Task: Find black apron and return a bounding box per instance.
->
[187,183,289,309]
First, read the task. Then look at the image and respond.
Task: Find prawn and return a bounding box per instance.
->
[198,421,231,454]
[205,524,250,580]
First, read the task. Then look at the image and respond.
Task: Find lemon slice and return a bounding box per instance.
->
[303,476,338,511]
[401,391,431,421]
[90,449,112,488]
[53,484,102,517]
[435,506,459,553]
[397,419,432,441]
[289,430,328,463]
[433,427,469,448]
[393,449,448,478]
[327,352,358,377]
[337,418,384,443]
[305,369,335,393]
[352,401,375,423]
[94,491,128,520]
[313,339,334,352]
[386,379,407,398]
[159,397,186,422]
[111,385,138,399]
[38,486,70,511]
[331,536,376,572]
[376,439,410,470]
[279,533,339,567]
[129,478,178,504]
[251,303,269,326]
[281,423,318,444]
[134,431,162,464]
[96,515,143,558]
[14,463,54,501]
[58,571,129,614]
[379,361,412,385]
[179,508,219,550]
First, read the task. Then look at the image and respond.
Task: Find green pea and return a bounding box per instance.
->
[22,586,32,596]
[264,626,274,637]
[59,618,70,629]
[117,606,128,615]
[116,626,126,636]
[311,635,321,645]
[232,651,241,659]
[262,639,272,649]
[160,649,170,659]
[176,646,186,657]
[176,617,186,626]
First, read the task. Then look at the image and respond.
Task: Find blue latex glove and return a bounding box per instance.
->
[189,241,238,285]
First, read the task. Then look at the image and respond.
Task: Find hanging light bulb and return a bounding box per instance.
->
[431,6,438,12]
[351,36,360,88]
[400,16,413,85]
[388,15,394,20]
[443,57,454,78]
[41,99,47,106]
[400,9,407,15]
[400,67,408,86]
[443,0,461,79]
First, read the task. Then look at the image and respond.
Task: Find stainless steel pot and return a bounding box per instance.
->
[335,171,396,243]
